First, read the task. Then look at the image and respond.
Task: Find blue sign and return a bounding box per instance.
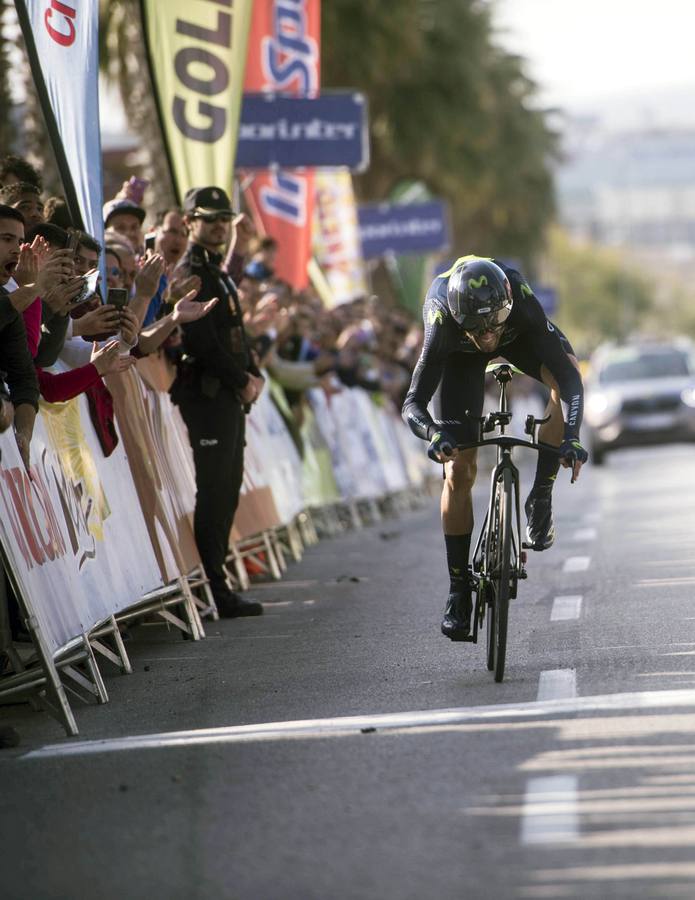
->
[236,92,369,171]
[358,201,451,259]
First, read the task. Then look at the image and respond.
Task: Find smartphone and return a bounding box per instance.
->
[107,287,129,311]
[71,269,100,307]
[144,232,156,252]
[67,230,81,257]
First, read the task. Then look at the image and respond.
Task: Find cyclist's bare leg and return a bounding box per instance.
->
[441,448,478,534]
[526,355,581,549]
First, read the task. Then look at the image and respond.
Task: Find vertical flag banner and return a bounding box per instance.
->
[313,168,367,305]
[243,0,320,290]
[139,0,254,202]
[14,0,104,240]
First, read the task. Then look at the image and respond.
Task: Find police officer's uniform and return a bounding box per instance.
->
[170,187,262,616]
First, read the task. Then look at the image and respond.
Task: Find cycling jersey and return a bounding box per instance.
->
[402,257,584,443]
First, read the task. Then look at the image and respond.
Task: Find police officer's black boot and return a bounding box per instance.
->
[441,579,473,641]
[211,579,263,618]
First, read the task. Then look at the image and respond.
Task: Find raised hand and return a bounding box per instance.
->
[167,273,201,304]
[172,290,219,324]
[91,340,136,376]
[72,303,121,338]
[134,252,165,300]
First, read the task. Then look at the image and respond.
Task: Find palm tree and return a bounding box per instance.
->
[99,0,176,206]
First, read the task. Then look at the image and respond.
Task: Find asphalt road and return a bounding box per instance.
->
[4,444,695,899]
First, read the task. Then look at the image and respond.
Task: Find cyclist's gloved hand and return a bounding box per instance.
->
[427,429,457,462]
[559,437,588,483]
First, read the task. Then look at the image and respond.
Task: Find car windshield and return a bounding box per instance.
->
[598,349,691,384]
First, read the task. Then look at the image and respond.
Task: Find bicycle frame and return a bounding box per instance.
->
[455,364,551,645]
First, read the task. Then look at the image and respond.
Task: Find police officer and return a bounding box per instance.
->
[171,186,265,618]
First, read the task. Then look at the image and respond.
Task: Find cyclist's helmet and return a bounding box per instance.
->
[446,258,513,333]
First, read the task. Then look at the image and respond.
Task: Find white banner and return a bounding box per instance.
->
[14,0,104,241]
[0,392,162,657]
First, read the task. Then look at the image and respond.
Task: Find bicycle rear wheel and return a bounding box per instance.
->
[491,468,513,682]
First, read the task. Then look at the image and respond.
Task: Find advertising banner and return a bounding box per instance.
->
[313,168,368,305]
[243,0,321,290]
[358,200,451,260]
[139,0,254,202]
[0,393,161,657]
[14,0,104,239]
[237,92,368,170]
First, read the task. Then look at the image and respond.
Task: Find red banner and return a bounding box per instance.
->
[242,0,320,289]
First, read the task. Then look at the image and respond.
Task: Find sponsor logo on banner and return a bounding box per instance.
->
[237,93,369,170]
[139,0,254,201]
[358,200,451,260]
[243,0,321,289]
[14,0,104,240]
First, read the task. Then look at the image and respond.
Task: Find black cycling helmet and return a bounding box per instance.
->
[447,258,513,333]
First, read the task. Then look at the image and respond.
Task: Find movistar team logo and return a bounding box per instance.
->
[428,309,444,326]
[469,276,488,289]
[520,283,533,297]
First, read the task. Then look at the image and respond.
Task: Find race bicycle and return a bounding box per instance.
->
[455,363,556,683]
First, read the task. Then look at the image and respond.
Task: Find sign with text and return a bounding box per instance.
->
[358,201,451,259]
[14,0,104,239]
[242,0,321,290]
[237,93,368,170]
[139,0,253,202]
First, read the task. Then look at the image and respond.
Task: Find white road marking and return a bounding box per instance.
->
[251,580,318,590]
[572,529,597,542]
[563,556,591,573]
[537,669,577,701]
[637,577,695,587]
[550,596,583,622]
[24,688,695,760]
[263,601,293,607]
[520,776,579,844]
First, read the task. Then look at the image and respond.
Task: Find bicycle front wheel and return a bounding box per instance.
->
[491,467,513,682]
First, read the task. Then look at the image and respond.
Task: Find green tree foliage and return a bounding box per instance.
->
[322,0,558,265]
[542,228,654,356]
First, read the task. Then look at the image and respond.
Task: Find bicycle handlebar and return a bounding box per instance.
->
[454,436,561,455]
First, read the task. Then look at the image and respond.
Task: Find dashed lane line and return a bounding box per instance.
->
[550,595,583,622]
[537,669,577,701]
[562,556,591,573]
[520,776,579,845]
[572,528,597,542]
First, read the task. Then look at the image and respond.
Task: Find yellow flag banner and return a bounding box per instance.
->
[139,0,253,201]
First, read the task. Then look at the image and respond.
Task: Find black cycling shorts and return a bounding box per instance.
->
[431,328,575,444]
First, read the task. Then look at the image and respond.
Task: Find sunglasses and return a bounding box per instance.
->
[459,306,512,335]
[194,212,233,224]
[107,266,122,278]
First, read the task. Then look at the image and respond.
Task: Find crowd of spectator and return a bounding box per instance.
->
[0,151,426,625]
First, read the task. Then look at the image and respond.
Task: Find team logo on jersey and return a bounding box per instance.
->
[428,309,444,326]
[469,276,488,289]
[547,321,555,332]
[521,283,533,297]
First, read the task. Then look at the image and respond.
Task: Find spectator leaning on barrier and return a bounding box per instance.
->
[0,205,39,467]
[171,185,265,619]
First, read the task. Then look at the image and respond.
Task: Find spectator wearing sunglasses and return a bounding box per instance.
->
[170,186,265,619]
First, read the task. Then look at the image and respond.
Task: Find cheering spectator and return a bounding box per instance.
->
[0,155,42,191]
[103,198,146,254]
[0,182,44,228]
[0,205,38,467]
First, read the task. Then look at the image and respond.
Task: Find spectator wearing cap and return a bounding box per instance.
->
[171,185,265,619]
[103,198,146,254]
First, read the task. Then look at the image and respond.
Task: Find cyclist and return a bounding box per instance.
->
[402,256,587,640]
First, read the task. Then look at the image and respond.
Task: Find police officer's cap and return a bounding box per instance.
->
[183,186,236,216]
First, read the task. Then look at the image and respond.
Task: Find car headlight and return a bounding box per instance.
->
[681,387,695,408]
[586,391,620,425]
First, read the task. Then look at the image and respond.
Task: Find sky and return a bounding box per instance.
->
[490,0,695,110]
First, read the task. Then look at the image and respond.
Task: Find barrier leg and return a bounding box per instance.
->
[60,635,109,706]
[90,616,132,675]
